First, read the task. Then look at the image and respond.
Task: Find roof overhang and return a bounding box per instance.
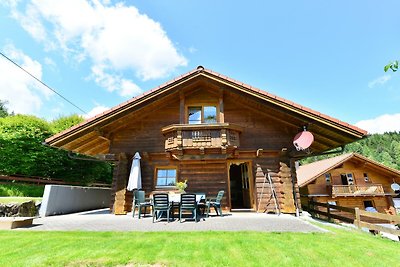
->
[45,66,367,156]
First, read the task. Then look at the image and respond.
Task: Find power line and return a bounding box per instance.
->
[0,51,88,114]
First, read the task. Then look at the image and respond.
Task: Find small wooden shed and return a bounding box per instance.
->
[45,66,366,214]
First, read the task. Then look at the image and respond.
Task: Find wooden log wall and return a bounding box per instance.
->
[178,161,228,208]
[110,153,132,214]
[254,158,297,213]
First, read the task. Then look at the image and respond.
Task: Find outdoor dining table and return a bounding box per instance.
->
[168,193,206,219]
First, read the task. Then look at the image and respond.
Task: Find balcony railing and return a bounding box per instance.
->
[161,123,242,152]
[332,184,385,197]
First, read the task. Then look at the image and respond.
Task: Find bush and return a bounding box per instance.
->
[0,183,45,197]
[0,114,113,185]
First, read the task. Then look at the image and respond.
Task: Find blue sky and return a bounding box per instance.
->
[1,1,400,133]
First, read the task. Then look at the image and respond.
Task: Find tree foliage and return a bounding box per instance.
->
[0,114,112,184]
[384,60,398,72]
[0,100,10,118]
[50,114,84,133]
[302,132,400,170]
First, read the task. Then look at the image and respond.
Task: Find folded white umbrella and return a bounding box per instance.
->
[127,152,142,191]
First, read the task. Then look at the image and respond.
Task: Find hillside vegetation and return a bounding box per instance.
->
[0,113,112,184]
[303,132,400,169]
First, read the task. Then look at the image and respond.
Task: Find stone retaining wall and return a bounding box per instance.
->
[0,201,39,217]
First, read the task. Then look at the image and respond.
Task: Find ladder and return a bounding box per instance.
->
[257,172,280,215]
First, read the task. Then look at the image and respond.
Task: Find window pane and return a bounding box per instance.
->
[167,169,176,178]
[204,106,217,123]
[188,107,202,124]
[156,168,177,187]
[157,178,167,186]
[157,169,167,178]
[166,178,176,186]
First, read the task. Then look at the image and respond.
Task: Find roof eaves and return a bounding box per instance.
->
[201,68,366,136]
[45,68,201,145]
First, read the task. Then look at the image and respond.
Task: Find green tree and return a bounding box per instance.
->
[0,114,112,184]
[0,100,10,118]
[50,114,84,134]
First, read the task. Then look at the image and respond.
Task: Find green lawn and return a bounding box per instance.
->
[0,226,398,267]
[0,197,42,204]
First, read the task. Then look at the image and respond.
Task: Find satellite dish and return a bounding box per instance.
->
[391,183,400,191]
[293,130,314,151]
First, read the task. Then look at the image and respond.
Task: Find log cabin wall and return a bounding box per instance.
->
[110,153,132,215]
[108,87,303,214]
[178,161,228,208]
[253,157,296,213]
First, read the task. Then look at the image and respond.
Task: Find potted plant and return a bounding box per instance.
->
[176,180,187,193]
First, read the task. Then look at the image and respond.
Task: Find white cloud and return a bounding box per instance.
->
[10,0,187,96]
[0,44,51,114]
[44,57,56,67]
[188,46,198,53]
[368,74,391,88]
[90,64,141,97]
[355,113,400,134]
[84,105,109,119]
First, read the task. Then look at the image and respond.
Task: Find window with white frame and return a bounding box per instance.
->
[156,168,177,187]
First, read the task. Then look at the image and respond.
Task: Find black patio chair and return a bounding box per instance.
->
[179,193,198,222]
[195,192,207,217]
[152,193,172,223]
[132,190,152,219]
[206,190,224,217]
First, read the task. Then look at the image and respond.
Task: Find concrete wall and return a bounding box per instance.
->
[39,185,111,217]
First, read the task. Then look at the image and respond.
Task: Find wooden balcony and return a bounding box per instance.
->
[332,184,385,197]
[161,123,242,153]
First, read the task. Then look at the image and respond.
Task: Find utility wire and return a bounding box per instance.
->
[0,51,88,114]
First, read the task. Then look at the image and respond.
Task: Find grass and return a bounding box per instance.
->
[0,226,398,266]
[0,183,44,197]
[0,197,42,204]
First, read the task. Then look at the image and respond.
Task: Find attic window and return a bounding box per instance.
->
[188,106,217,124]
[325,173,331,184]
[363,173,369,182]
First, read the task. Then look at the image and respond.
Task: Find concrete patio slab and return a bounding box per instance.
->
[14,209,326,232]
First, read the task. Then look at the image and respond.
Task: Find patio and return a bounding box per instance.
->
[15,208,326,232]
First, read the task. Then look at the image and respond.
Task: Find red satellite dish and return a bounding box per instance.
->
[293,130,314,151]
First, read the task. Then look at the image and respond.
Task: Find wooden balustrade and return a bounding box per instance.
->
[332,184,385,197]
[161,123,242,152]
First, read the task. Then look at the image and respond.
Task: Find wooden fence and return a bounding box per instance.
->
[307,200,355,223]
[354,208,400,236]
[0,175,110,187]
[307,200,400,236]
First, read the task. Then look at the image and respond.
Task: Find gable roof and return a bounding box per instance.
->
[45,66,367,155]
[297,152,400,187]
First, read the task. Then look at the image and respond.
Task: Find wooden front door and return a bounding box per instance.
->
[229,163,252,209]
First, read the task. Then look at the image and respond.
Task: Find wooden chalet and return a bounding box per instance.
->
[297,153,400,215]
[45,66,367,215]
